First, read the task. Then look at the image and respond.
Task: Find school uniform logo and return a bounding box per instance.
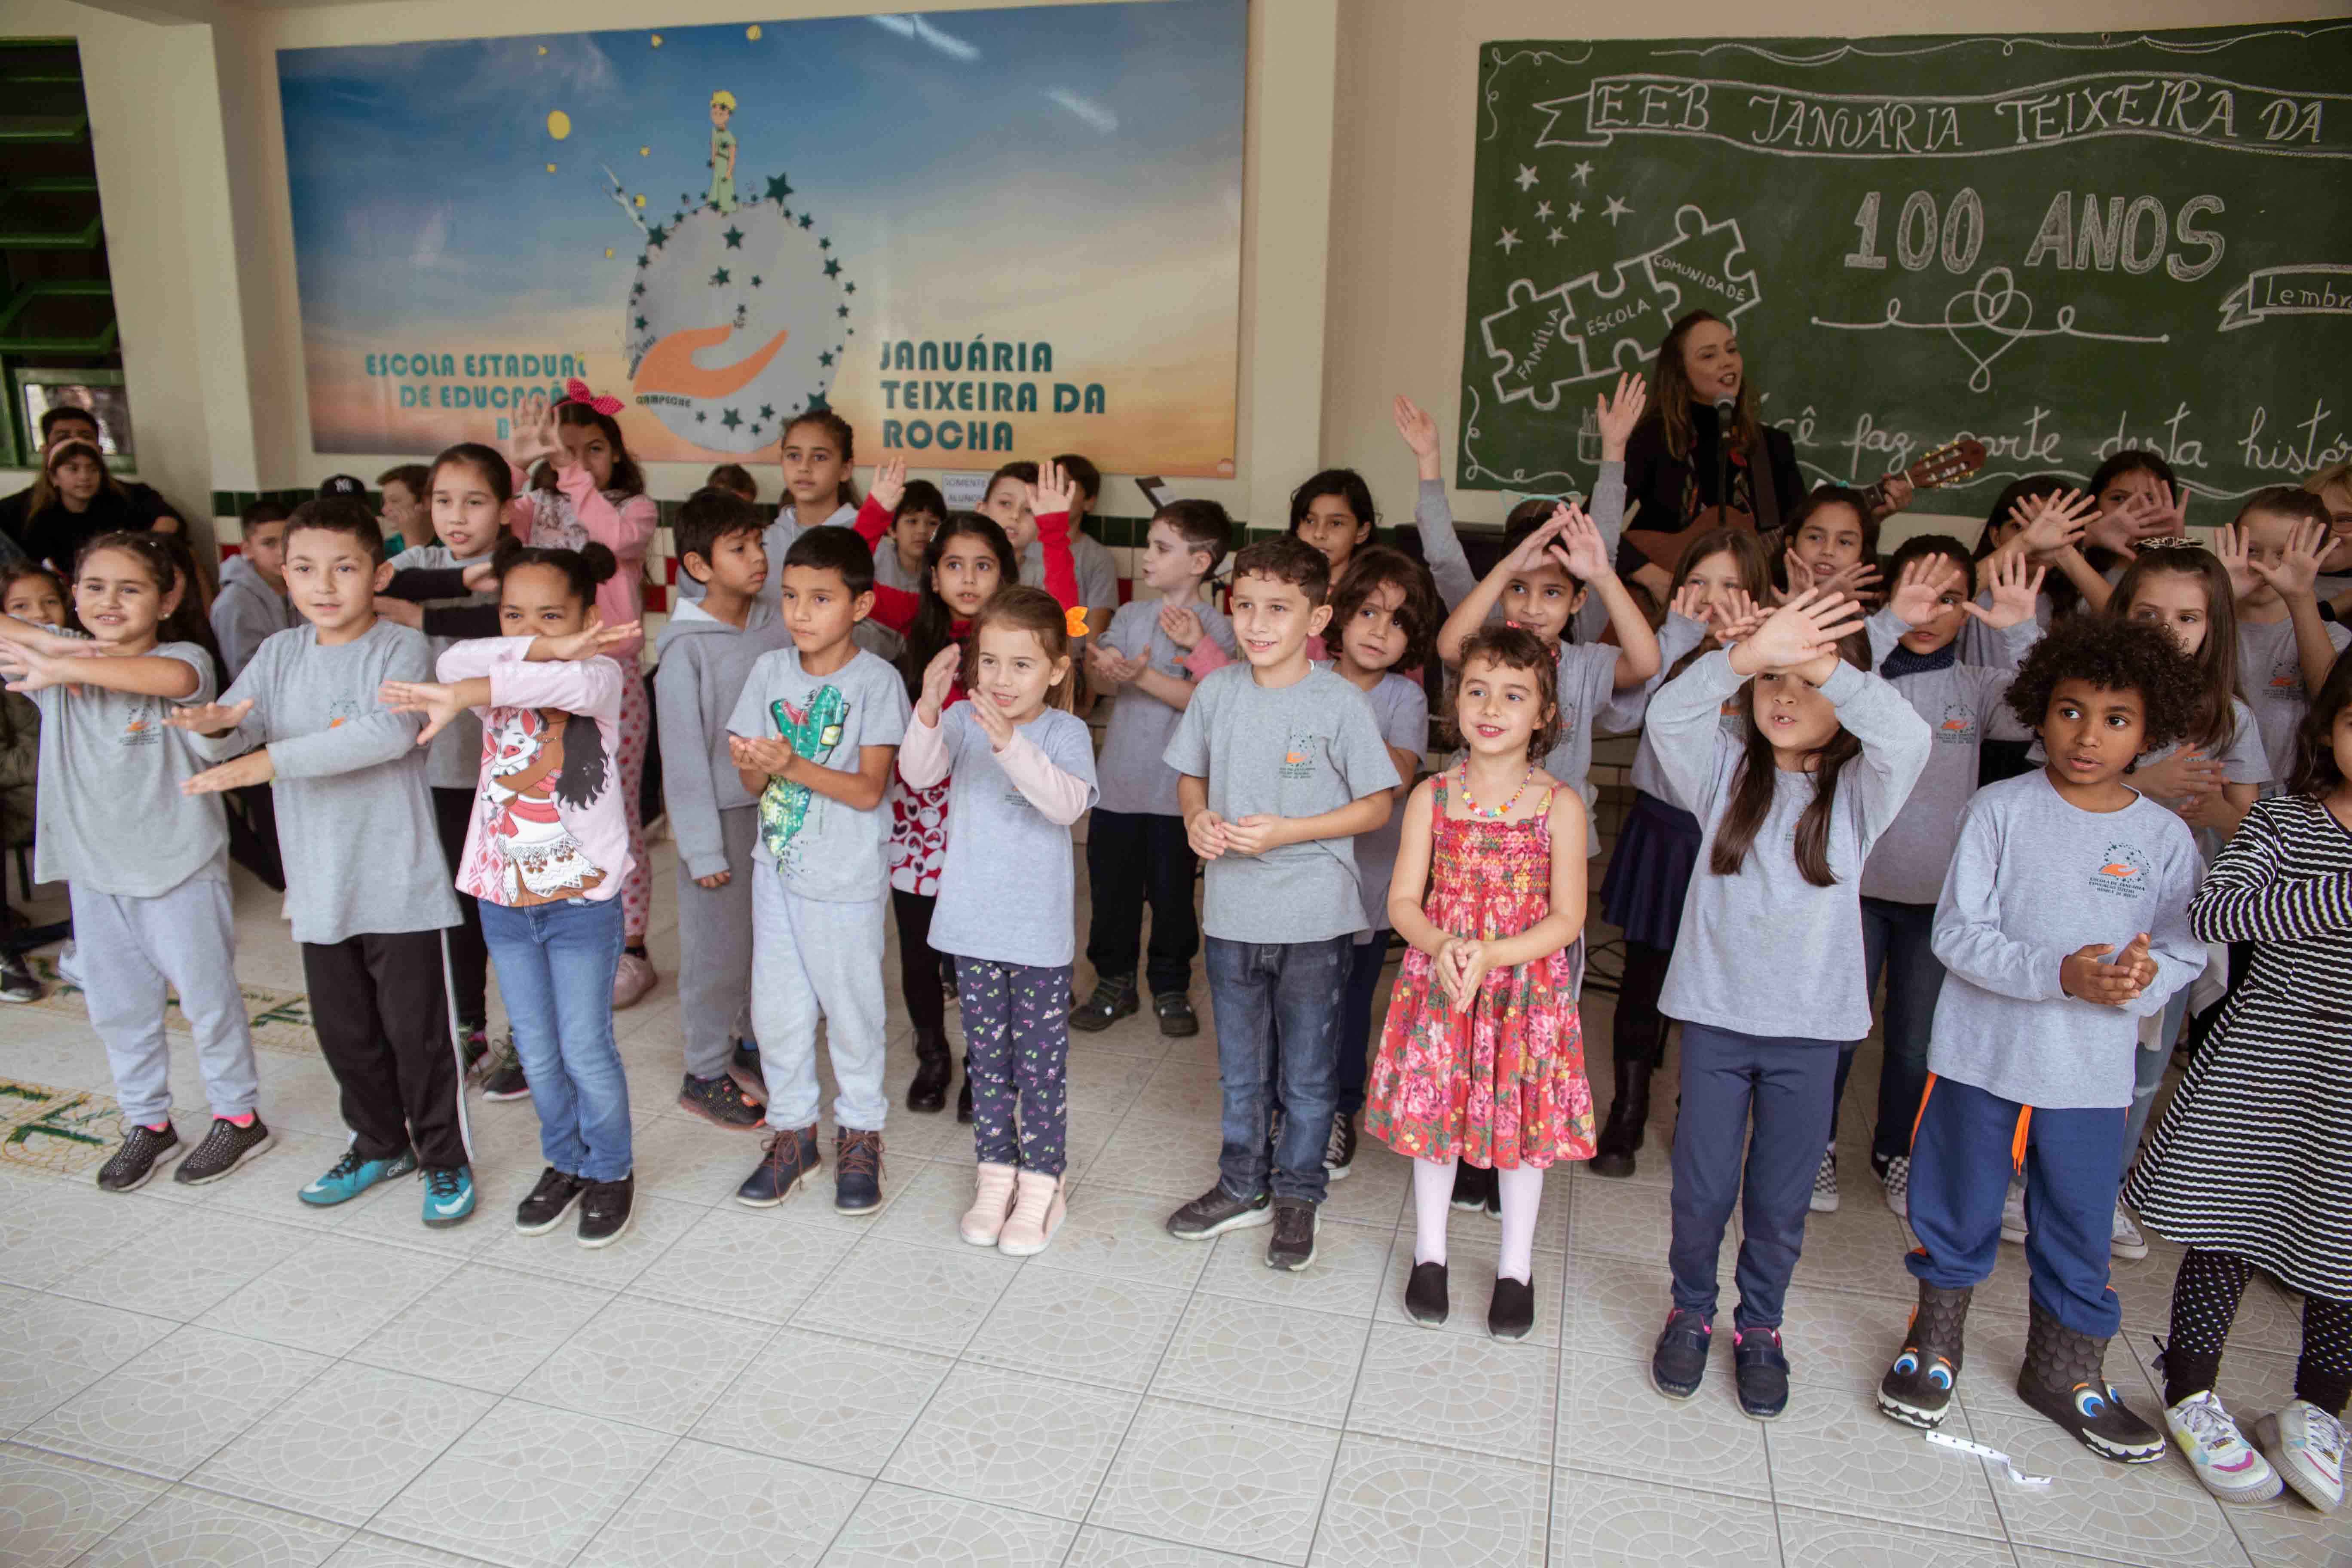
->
[2089,842,2152,899]
[119,698,160,748]
[2264,656,2306,701]
[326,698,366,729]
[1934,702,1977,746]
[1279,731,1323,780]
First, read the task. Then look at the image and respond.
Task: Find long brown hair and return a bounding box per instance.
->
[1648,310,1761,465]
[968,585,1076,711]
[1708,648,1867,888]
[2105,545,2240,759]
[784,410,861,508]
[28,438,125,516]
[72,530,225,680]
[535,402,646,497]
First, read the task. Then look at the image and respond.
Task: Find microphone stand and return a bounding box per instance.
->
[1713,401,1732,532]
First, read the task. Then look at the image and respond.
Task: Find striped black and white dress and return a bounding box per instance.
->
[2126,793,2352,1299]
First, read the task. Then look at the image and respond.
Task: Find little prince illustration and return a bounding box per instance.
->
[708,89,738,212]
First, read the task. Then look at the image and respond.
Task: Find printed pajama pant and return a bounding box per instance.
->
[956,959,1073,1177]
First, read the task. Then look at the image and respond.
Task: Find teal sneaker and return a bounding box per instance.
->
[421,1164,477,1228]
[300,1147,417,1207]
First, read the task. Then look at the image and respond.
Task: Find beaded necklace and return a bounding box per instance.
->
[1455,763,1537,821]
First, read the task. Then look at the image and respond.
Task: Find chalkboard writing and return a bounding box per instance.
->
[1458,25,2352,514]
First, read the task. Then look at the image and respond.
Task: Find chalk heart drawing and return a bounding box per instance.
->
[1943,268,2036,392]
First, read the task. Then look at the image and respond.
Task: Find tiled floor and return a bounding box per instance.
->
[0,836,2340,1567]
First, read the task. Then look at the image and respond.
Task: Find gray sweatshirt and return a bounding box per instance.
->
[1859,608,2037,905]
[1651,650,1932,1041]
[1600,612,1729,809]
[1413,462,1626,642]
[196,618,461,943]
[1927,770,2204,1109]
[385,542,496,790]
[652,597,794,881]
[208,557,296,683]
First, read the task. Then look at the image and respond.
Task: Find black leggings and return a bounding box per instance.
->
[890,887,946,1038]
[1611,939,1675,1073]
[2164,1246,2352,1416]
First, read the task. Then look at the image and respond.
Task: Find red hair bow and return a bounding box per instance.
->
[560,378,623,417]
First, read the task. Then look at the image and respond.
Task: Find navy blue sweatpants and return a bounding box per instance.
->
[1905,1074,2124,1337]
[1667,1022,1841,1332]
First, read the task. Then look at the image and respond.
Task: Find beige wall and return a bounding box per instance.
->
[10,0,2345,537]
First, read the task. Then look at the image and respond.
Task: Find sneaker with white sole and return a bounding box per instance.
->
[96,1123,180,1192]
[2000,1181,2029,1244]
[2165,1389,2282,1503]
[2266,1400,2346,1513]
[1323,1112,1356,1181]
[174,1116,273,1186]
[421,1165,477,1228]
[1810,1149,1840,1214]
[2109,1198,2149,1262]
[1878,1154,1910,1219]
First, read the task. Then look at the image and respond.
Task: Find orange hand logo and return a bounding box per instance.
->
[633,325,791,402]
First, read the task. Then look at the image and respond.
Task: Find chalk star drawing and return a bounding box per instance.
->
[1565,202,1583,224]
[1571,160,1594,185]
[1534,200,1553,221]
[1547,227,1566,245]
[1478,204,1759,411]
[1497,228,1522,253]
[1810,266,2169,394]
[1514,164,1540,191]
[1603,195,1632,226]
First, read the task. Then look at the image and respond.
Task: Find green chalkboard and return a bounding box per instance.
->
[1458,24,2352,516]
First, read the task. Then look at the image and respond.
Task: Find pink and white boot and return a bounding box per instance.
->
[960,1162,1017,1246]
[997,1169,1066,1256]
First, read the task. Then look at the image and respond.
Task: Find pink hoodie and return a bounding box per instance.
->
[508,464,657,660]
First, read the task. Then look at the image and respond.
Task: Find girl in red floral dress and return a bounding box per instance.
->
[1367,625,1596,1339]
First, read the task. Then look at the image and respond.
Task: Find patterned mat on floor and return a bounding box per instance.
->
[19,959,319,1056]
[0,1077,122,1179]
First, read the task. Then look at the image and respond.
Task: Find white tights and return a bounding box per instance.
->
[1411,1155,1547,1284]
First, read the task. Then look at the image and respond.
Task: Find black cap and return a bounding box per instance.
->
[318,474,368,498]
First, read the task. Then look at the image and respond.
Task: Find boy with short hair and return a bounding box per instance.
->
[1162,535,1401,1270]
[1075,499,1238,1038]
[726,526,910,1213]
[1877,616,2203,1462]
[656,489,792,1131]
[212,501,295,681]
[174,498,475,1228]
[376,463,432,556]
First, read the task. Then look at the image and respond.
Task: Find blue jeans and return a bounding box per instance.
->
[1207,935,1348,1203]
[1833,897,1945,1162]
[1333,932,1392,1118]
[481,896,632,1182]
[1907,1074,2123,1336]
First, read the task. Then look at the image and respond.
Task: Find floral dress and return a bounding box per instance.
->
[1366,774,1595,1170]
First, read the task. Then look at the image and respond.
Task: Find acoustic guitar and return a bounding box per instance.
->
[1619,437,1988,573]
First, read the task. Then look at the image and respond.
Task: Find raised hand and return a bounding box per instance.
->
[917,643,960,722]
[1888,555,1964,629]
[2214,524,2262,604]
[1504,505,1576,573]
[1595,372,1648,461]
[376,680,469,744]
[1668,582,1712,628]
[1712,588,1766,647]
[1158,602,1205,652]
[2247,516,2332,601]
[2089,490,2186,557]
[1729,588,1866,674]
[969,690,1016,750]
[1816,557,1884,603]
[1391,395,1441,477]
[1549,503,1612,583]
[2060,939,2150,1007]
[164,696,255,737]
[1963,550,2046,630]
[183,750,274,796]
[2010,489,2097,559]
[507,398,560,471]
[1027,459,1079,520]
[869,457,908,514]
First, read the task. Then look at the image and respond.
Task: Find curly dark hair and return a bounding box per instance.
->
[1448,624,1563,762]
[2289,646,2351,800]
[2002,613,2202,753]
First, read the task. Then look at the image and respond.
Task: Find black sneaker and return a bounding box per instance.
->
[458,1022,489,1075]
[0,947,42,1004]
[1266,1196,1317,1271]
[1153,992,1199,1038]
[1489,1275,1536,1341]
[479,1036,530,1101]
[515,1166,587,1234]
[1323,1112,1357,1181]
[731,1038,761,1078]
[834,1128,885,1214]
[1451,1161,1491,1212]
[175,1116,273,1186]
[1166,1182,1272,1240]
[1070,974,1139,1032]
[1406,1261,1449,1325]
[1651,1308,1715,1400]
[1734,1327,1791,1420]
[957,1076,974,1125]
[577,1174,634,1248]
[97,1122,180,1192]
[677,1072,764,1129]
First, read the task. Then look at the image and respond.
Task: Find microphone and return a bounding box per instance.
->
[1714,393,1736,426]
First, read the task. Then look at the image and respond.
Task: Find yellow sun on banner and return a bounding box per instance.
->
[747,24,762,39]
[650,33,663,47]
[546,110,571,141]
[605,248,615,258]
[545,163,557,174]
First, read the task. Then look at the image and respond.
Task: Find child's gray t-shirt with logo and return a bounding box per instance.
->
[726,645,910,903]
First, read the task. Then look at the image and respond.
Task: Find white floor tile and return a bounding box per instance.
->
[369,1400,671,1568]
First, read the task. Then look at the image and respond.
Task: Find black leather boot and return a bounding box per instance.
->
[906,1028,952,1114]
[1589,1057,1652,1179]
[957,1055,975,1124]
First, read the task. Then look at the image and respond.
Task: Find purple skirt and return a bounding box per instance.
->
[1599,790,1703,951]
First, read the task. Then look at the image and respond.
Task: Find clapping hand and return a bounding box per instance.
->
[917,644,960,724]
[2061,933,2156,1007]
[1158,602,1206,652]
[728,732,796,778]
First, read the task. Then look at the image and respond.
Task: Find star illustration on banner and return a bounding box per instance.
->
[799,214,814,230]
[819,350,834,367]
[1571,161,1594,185]
[723,226,744,248]
[823,258,840,277]
[634,315,647,330]
[1513,164,1539,191]
[721,408,743,430]
[1496,228,1521,253]
[819,237,831,250]
[844,282,856,295]
[1547,227,1565,245]
[646,223,669,248]
[710,267,730,285]
[1602,195,1632,225]
[764,173,793,202]
[1534,200,1553,221]
[758,404,775,420]
[695,410,707,423]
[750,276,763,288]
[1566,202,1583,223]
[805,389,831,411]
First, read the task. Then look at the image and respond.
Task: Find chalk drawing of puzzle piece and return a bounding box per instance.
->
[1633,205,1762,328]
[1479,278,1600,410]
[1556,260,1671,386]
